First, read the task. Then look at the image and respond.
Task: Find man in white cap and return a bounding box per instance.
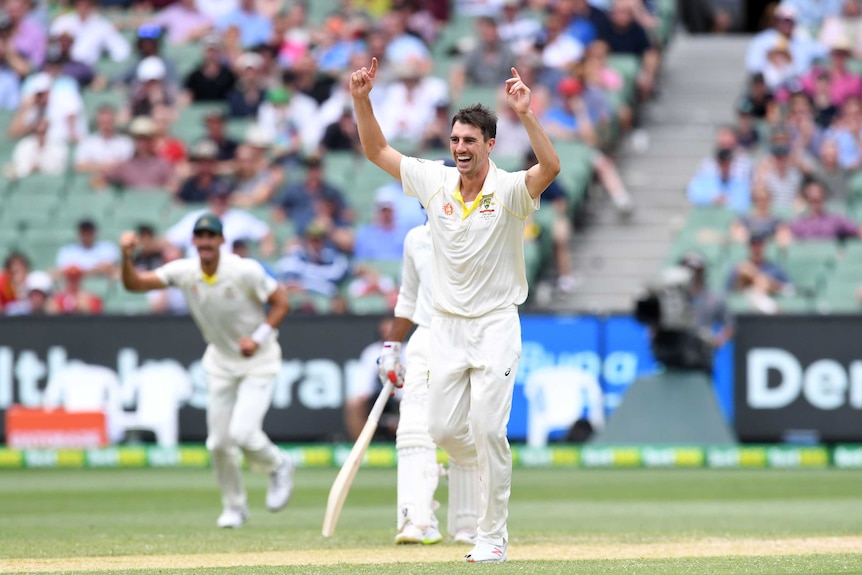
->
[746,2,827,74]
[9,71,86,143]
[119,213,294,528]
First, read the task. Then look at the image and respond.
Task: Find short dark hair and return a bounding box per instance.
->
[451,104,497,141]
[78,219,96,232]
[4,251,29,272]
[137,224,155,236]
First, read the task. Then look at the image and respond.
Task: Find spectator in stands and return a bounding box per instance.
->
[148,0,214,45]
[183,35,237,103]
[353,187,410,261]
[100,116,175,189]
[733,98,760,151]
[196,0,241,21]
[9,117,68,177]
[166,186,276,258]
[229,144,283,207]
[226,51,265,118]
[741,73,774,121]
[127,56,177,119]
[151,103,187,166]
[809,139,852,201]
[538,11,585,89]
[789,180,860,240]
[730,185,792,246]
[56,220,120,278]
[75,105,134,173]
[321,106,362,153]
[276,155,354,249]
[381,7,431,66]
[277,220,350,303]
[378,58,450,144]
[145,244,188,315]
[0,252,31,310]
[596,0,658,100]
[498,0,542,55]
[420,101,454,151]
[49,0,131,67]
[6,0,46,71]
[762,39,800,101]
[450,16,516,99]
[175,139,228,203]
[131,224,164,270]
[726,233,792,314]
[45,26,94,88]
[255,86,302,160]
[801,37,861,109]
[114,25,180,90]
[202,110,238,164]
[231,238,275,276]
[9,71,86,144]
[53,265,103,315]
[823,96,862,169]
[4,270,57,316]
[784,0,844,30]
[820,0,862,59]
[543,76,634,213]
[746,3,826,76]
[582,39,631,130]
[217,0,272,49]
[687,145,752,213]
[0,28,23,110]
[754,128,804,209]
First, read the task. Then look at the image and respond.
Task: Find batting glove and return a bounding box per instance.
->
[378,341,405,388]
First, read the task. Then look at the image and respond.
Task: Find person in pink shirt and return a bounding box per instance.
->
[802,38,862,107]
[148,0,214,45]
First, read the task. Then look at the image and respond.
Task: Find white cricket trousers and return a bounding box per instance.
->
[396,326,440,531]
[427,308,521,546]
[204,346,283,510]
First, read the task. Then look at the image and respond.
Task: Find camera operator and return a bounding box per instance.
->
[636,253,733,372]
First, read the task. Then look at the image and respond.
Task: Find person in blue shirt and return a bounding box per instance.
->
[726,233,792,312]
[218,0,272,49]
[353,187,411,261]
[687,147,752,213]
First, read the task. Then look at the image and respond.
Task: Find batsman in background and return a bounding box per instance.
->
[379,210,479,547]
[119,214,295,529]
[351,58,560,563]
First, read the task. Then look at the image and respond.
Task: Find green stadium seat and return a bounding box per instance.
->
[55,194,116,224]
[818,279,862,313]
[347,293,390,315]
[1,194,59,229]
[104,289,152,315]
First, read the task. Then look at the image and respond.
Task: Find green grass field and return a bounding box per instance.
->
[2,467,862,574]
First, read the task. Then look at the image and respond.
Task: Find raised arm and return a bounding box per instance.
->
[506,68,561,199]
[350,57,404,180]
[119,231,168,292]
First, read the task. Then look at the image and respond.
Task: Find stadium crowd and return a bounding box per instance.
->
[0,0,670,316]
[683,0,862,314]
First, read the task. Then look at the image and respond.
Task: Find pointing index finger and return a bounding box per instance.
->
[370,57,378,77]
[511,67,520,79]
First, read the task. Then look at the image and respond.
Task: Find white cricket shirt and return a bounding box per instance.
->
[394,223,433,328]
[155,253,280,363]
[400,157,539,318]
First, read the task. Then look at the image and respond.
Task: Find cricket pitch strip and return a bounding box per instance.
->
[3,536,862,573]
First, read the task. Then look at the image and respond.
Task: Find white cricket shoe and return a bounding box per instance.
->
[394,522,443,545]
[266,456,295,512]
[465,539,507,563]
[453,529,478,545]
[217,506,249,528]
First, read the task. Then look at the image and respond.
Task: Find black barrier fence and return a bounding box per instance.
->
[0,315,387,443]
[734,315,862,443]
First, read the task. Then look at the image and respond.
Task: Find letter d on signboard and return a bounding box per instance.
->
[747,348,802,409]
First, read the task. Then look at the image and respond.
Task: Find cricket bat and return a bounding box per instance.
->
[322,379,395,537]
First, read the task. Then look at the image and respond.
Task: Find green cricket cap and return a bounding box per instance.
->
[192,213,224,235]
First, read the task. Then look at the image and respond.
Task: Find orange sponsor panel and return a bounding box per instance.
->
[5,406,108,448]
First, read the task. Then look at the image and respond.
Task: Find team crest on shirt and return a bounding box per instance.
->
[479,196,497,219]
[223,286,236,299]
[443,202,454,216]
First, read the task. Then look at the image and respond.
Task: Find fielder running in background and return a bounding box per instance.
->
[352,58,560,563]
[119,214,294,529]
[379,210,479,547]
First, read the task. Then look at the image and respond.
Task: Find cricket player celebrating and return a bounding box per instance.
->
[352,58,560,562]
[380,215,479,547]
[119,214,294,529]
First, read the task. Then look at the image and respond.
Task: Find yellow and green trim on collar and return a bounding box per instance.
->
[201,273,218,285]
[453,189,493,220]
